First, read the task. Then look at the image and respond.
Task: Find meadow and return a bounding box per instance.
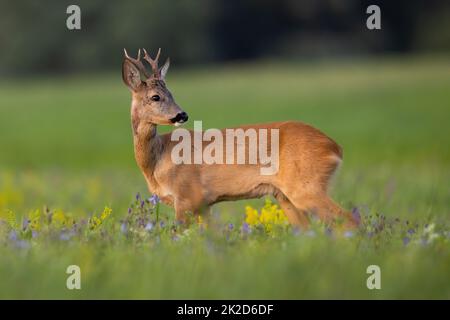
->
[0,56,449,299]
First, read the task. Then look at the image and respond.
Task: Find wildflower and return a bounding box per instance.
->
[145,222,154,231]
[344,231,354,238]
[89,206,112,231]
[241,222,250,234]
[2,209,17,229]
[60,231,72,241]
[100,206,112,221]
[29,209,41,231]
[136,192,141,201]
[9,230,17,241]
[351,207,361,225]
[292,227,301,236]
[52,209,68,227]
[140,201,145,209]
[120,222,128,234]
[244,199,288,233]
[228,223,234,231]
[245,206,259,225]
[128,207,132,215]
[149,194,160,206]
[89,216,101,230]
[403,237,410,246]
[22,218,29,230]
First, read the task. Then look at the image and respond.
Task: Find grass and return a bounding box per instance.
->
[0,55,449,299]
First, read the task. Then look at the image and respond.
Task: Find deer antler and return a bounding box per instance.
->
[123,48,151,79]
[143,48,161,78]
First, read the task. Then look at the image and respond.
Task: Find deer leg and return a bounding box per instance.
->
[285,191,356,227]
[174,200,193,225]
[274,193,309,228]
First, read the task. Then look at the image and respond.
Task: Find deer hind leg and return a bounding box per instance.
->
[274,192,309,228]
[284,191,357,227]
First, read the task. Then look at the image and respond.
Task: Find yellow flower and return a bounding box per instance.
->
[244,198,288,233]
[245,206,259,225]
[89,206,112,230]
[52,209,74,228]
[29,209,41,231]
[52,209,67,226]
[0,209,17,229]
[100,206,112,221]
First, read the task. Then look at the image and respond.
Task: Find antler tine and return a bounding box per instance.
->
[123,48,151,79]
[155,48,161,63]
[143,48,162,77]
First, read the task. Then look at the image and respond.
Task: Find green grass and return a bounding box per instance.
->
[0,56,449,299]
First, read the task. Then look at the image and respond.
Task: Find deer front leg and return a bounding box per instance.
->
[173,183,205,225]
[174,201,191,225]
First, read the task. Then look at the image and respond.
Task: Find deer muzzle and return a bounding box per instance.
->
[170,112,189,125]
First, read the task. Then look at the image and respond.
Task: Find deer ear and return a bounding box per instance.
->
[159,58,170,80]
[122,59,143,91]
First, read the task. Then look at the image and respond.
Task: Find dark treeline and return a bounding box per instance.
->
[0,0,449,75]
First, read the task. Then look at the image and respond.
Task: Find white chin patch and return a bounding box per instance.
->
[174,122,183,127]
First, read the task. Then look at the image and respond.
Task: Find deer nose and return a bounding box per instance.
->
[179,112,188,122]
[171,112,189,124]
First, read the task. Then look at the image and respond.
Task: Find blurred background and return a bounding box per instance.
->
[1,0,449,75]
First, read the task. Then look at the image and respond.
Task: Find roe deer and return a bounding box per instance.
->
[122,48,358,228]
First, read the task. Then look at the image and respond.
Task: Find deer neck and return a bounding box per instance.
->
[131,106,163,178]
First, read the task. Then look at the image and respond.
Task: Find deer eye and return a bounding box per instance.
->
[151,95,160,102]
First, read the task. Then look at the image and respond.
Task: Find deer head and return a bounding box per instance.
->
[122,48,188,127]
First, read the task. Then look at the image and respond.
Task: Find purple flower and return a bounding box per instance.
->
[228,223,234,231]
[135,192,141,201]
[145,222,154,231]
[344,231,354,238]
[403,237,410,246]
[32,230,38,238]
[407,229,415,235]
[149,194,160,206]
[140,200,145,208]
[351,207,361,225]
[120,222,128,234]
[9,230,17,241]
[22,219,29,230]
[128,207,132,215]
[159,221,165,228]
[241,223,250,234]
